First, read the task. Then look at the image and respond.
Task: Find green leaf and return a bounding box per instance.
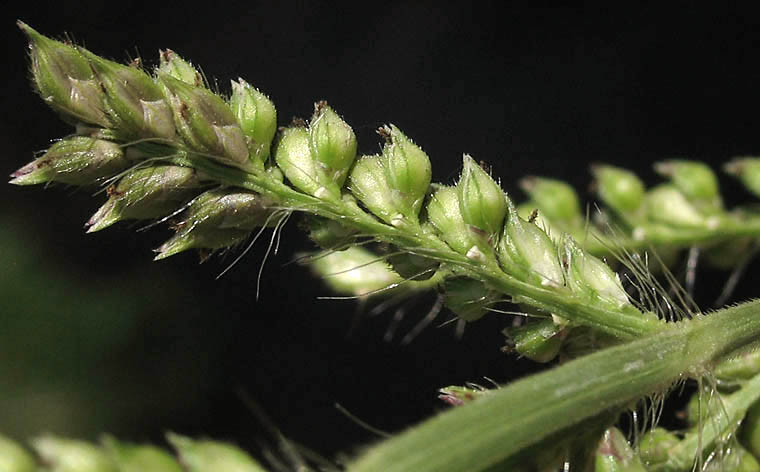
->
[349,300,760,471]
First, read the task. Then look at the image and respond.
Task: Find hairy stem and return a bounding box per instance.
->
[349,299,760,471]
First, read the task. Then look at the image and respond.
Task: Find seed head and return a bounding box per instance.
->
[155,189,275,259]
[159,75,255,172]
[102,436,182,472]
[595,427,646,471]
[275,126,338,199]
[167,433,267,472]
[591,165,646,218]
[425,186,475,255]
[309,102,357,187]
[19,22,110,128]
[157,49,202,86]
[654,160,722,211]
[10,137,130,186]
[79,48,176,141]
[498,199,564,287]
[348,154,397,223]
[725,157,760,199]
[386,250,439,280]
[644,184,709,229]
[87,166,203,232]
[229,79,277,163]
[457,155,507,236]
[503,319,563,363]
[32,435,115,472]
[307,246,402,297]
[302,216,357,250]
[442,277,495,322]
[381,125,432,219]
[519,176,581,228]
[562,236,629,309]
[513,202,560,242]
[187,190,273,230]
[438,385,490,407]
[654,160,718,202]
[157,228,252,260]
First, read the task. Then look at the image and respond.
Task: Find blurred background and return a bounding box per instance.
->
[3,1,760,463]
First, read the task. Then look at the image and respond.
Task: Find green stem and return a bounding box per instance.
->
[660,372,760,471]
[348,299,760,472]
[167,152,760,343]
[170,153,665,340]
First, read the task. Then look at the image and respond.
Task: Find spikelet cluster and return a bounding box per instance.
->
[17,23,760,472]
[14,22,280,259]
[0,432,269,472]
[13,22,723,362]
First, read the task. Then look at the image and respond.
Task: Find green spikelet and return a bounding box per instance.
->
[78,48,176,140]
[87,166,204,232]
[230,79,277,163]
[10,136,131,186]
[18,21,110,128]
[155,188,275,259]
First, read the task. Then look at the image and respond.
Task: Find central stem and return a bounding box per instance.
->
[173,152,664,340]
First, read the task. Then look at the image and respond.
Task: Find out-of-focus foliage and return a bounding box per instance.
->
[0,217,215,440]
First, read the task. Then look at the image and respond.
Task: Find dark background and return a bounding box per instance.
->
[3,1,760,465]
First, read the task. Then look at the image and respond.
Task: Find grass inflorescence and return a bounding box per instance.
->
[12,21,760,471]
